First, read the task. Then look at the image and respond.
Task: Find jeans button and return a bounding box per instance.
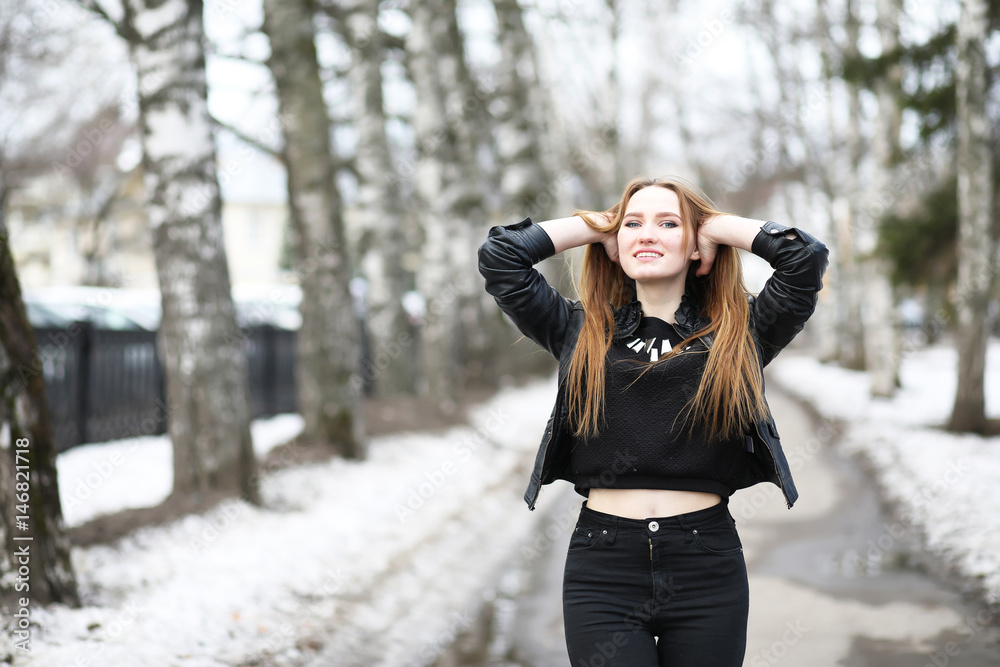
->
[648,521,659,532]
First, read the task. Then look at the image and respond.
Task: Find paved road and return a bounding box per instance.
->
[502,386,1000,666]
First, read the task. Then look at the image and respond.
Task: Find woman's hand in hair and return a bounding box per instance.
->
[593,210,620,264]
[600,227,620,264]
[694,215,721,277]
[695,214,765,276]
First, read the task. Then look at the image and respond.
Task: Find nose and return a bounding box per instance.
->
[637,221,657,243]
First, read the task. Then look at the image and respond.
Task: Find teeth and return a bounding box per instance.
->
[636,252,660,258]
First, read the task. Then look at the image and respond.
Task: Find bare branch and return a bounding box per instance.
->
[75,0,131,40]
[211,115,284,161]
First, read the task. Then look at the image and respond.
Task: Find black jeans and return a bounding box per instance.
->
[562,498,749,666]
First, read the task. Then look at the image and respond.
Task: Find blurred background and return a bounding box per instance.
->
[0,0,998,664]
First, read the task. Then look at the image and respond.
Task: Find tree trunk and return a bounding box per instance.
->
[948,0,994,433]
[262,0,366,455]
[812,0,844,363]
[439,0,500,392]
[604,0,624,192]
[839,0,867,371]
[407,0,490,406]
[0,194,79,607]
[488,0,561,378]
[861,0,903,397]
[492,0,553,220]
[342,0,417,398]
[128,0,258,502]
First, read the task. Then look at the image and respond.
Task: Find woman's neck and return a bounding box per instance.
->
[635,278,686,324]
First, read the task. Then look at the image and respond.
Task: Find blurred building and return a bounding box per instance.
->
[6,142,292,293]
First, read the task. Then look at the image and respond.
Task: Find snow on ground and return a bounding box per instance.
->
[12,337,1000,665]
[56,414,305,527]
[1,376,559,667]
[770,339,1000,605]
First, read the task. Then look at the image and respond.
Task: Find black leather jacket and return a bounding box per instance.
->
[477,217,829,511]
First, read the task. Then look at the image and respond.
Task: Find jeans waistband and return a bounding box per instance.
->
[578,497,731,533]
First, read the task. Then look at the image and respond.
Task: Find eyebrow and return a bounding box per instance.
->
[623,211,682,219]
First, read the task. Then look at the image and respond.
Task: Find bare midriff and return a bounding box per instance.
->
[585,488,722,520]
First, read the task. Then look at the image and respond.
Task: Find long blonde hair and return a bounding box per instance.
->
[567,177,767,443]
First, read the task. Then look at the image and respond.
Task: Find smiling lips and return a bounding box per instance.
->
[634,250,663,261]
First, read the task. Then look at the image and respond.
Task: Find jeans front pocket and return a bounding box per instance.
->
[690,518,743,556]
[567,524,614,553]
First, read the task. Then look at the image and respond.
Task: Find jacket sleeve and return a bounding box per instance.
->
[748,221,830,367]
[477,217,577,360]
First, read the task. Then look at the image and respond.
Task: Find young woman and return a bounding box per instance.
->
[477,177,829,666]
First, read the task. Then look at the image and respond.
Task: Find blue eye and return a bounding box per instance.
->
[624,220,677,228]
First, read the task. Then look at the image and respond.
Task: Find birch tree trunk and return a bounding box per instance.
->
[948,0,994,433]
[439,0,499,391]
[342,0,416,398]
[812,0,844,363]
[262,0,366,455]
[604,0,624,193]
[125,0,258,502]
[488,0,562,377]
[862,0,903,397]
[407,0,456,406]
[407,0,494,406]
[492,0,552,219]
[838,0,867,371]
[0,207,79,607]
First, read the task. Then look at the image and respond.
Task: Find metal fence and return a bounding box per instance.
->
[35,322,298,452]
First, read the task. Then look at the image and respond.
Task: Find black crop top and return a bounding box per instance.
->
[567,315,749,498]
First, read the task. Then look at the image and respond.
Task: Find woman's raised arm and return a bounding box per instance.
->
[536,215,614,257]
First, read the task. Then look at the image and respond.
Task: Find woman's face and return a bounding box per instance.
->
[616,186,700,284]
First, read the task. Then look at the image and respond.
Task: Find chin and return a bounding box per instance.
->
[624,265,681,282]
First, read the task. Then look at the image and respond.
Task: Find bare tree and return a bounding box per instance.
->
[810,0,847,363]
[838,0,868,371]
[62,107,137,287]
[604,0,624,192]
[492,0,555,219]
[339,0,416,398]
[485,0,567,377]
[948,0,995,433]
[406,0,495,406]
[1,156,83,613]
[0,223,80,609]
[261,0,366,455]
[0,3,81,595]
[80,0,259,503]
[0,0,151,607]
[859,0,904,397]
[439,0,503,391]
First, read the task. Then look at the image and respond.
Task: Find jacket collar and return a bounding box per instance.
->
[612,291,710,340]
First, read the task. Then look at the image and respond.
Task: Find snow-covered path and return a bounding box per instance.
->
[2,377,557,666]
